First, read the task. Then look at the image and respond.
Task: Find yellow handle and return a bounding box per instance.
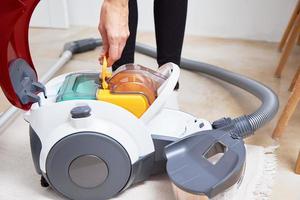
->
[101,56,109,89]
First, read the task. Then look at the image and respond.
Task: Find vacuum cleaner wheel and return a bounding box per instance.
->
[46,132,131,200]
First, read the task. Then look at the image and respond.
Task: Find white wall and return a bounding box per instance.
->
[31,0,69,28]
[186,0,296,42]
[67,0,101,27]
[65,0,296,42]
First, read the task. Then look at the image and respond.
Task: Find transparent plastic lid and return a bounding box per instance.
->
[56,73,99,102]
[56,64,168,104]
[108,64,168,104]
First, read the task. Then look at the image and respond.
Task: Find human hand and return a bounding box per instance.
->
[99,0,129,66]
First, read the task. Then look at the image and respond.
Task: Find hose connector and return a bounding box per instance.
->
[213,116,254,139]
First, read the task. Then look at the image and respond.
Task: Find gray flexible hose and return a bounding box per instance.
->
[135,43,279,138]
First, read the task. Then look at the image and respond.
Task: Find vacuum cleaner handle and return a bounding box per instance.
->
[63,38,101,54]
[140,62,180,123]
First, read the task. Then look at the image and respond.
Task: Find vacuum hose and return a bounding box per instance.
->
[77,39,279,139]
[135,43,279,138]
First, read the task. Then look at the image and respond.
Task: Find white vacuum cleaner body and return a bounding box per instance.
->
[25,63,211,199]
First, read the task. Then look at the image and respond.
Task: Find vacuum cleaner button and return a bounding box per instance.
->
[71,105,91,118]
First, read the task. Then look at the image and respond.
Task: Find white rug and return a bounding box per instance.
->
[114,145,278,200]
[213,145,277,200]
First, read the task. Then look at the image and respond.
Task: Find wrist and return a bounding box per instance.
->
[104,0,128,7]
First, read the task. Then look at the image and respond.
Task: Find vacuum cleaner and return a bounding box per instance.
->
[0,1,279,200]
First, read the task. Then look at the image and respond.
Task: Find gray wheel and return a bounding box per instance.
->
[46,132,132,200]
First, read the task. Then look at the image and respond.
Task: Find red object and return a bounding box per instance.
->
[0,0,39,110]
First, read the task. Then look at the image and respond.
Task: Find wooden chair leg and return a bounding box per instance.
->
[297,33,300,45]
[275,13,300,78]
[289,66,300,91]
[272,76,300,139]
[296,151,300,174]
[279,0,300,51]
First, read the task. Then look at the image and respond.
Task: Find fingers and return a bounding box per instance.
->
[99,30,128,66]
[107,33,128,66]
[108,34,126,65]
[99,25,108,65]
[108,45,119,66]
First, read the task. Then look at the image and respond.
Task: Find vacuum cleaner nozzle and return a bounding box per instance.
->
[164,129,246,198]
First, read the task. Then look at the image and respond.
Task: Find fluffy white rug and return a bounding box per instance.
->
[213,145,277,200]
[113,145,278,200]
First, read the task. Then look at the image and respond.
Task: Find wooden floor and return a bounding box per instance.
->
[0,27,299,200]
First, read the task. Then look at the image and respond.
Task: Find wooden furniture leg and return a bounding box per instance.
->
[279,0,300,51]
[296,151,300,174]
[289,66,300,91]
[272,75,300,139]
[275,13,300,78]
[297,33,300,45]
